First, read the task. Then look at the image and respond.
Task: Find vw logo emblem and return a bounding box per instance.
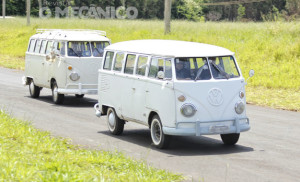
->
[207,88,223,106]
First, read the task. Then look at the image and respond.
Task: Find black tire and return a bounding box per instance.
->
[107,107,124,135]
[221,133,240,145]
[150,115,171,149]
[75,94,84,98]
[51,81,64,104]
[29,80,40,98]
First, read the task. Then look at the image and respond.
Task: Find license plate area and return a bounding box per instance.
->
[209,125,230,133]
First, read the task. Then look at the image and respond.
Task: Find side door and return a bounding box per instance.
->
[145,57,176,127]
[120,54,137,120]
[42,40,53,87]
[131,55,149,123]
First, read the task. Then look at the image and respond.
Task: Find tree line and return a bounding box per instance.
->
[1,0,299,21]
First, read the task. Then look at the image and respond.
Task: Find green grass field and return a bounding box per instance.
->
[0,110,182,181]
[0,17,299,111]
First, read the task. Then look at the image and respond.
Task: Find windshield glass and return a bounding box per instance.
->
[208,56,240,79]
[91,41,109,57]
[175,56,239,80]
[67,42,91,57]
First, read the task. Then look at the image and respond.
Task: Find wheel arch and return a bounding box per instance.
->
[148,111,159,128]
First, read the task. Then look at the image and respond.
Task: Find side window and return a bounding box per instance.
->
[149,58,164,78]
[124,54,136,74]
[34,40,41,53]
[28,39,36,53]
[165,59,173,79]
[103,51,114,70]
[59,42,66,56]
[39,40,47,54]
[45,41,53,55]
[136,56,148,76]
[113,52,125,72]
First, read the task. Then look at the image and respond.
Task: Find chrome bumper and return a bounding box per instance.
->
[163,118,250,136]
[57,83,97,95]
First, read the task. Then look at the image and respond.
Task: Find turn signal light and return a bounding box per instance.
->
[68,66,73,70]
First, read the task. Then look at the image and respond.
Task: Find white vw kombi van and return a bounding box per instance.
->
[23,29,110,104]
[94,40,254,149]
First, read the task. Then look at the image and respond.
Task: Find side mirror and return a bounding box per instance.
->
[46,55,51,61]
[157,71,165,79]
[50,51,56,59]
[249,69,255,78]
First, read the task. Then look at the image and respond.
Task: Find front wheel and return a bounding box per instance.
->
[150,115,171,149]
[221,133,240,145]
[107,108,124,135]
[51,81,64,104]
[29,80,40,98]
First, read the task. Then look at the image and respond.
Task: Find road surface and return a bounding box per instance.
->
[0,67,299,182]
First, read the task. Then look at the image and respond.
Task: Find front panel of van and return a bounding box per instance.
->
[171,78,249,135]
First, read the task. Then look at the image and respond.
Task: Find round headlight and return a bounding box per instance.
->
[235,101,245,114]
[180,104,197,117]
[69,72,80,81]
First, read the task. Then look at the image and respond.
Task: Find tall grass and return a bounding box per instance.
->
[0,17,299,110]
[0,110,183,181]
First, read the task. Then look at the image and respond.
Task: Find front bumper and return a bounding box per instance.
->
[57,83,97,95]
[163,117,250,136]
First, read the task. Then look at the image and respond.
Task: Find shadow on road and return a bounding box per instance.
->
[24,95,97,108]
[98,128,254,156]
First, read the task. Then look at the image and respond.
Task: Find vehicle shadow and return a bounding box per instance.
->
[98,128,254,156]
[25,95,97,108]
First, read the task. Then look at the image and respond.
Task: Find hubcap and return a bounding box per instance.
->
[151,119,162,144]
[108,111,116,129]
[53,86,58,101]
[29,82,34,94]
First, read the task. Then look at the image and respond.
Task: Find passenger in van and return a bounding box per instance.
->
[175,59,191,80]
[197,60,211,80]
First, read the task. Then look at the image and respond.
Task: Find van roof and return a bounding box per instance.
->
[30,29,110,42]
[105,40,234,57]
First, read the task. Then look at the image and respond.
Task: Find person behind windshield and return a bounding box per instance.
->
[175,59,191,80]
[197,59,211,80]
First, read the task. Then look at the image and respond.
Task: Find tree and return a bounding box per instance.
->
[26,0,30,25]
[164,0,171,34]
[237,4,245,20]
[2,0,5,18]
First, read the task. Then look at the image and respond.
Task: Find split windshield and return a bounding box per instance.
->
[175,56,240,80]
[67,41,109,57]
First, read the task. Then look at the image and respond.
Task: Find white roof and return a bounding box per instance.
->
[30,29,110,42]
[105,40,234,57]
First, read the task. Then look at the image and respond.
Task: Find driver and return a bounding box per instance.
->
[175,59,191,80]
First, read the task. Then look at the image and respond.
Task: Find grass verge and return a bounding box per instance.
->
[0,17,299,111]
[0,110,183,181]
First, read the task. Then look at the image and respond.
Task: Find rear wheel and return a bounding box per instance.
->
[75,94,84,98]
[150,115,171,149]
[51,81,64,104]
[107,107,124,135]
[221,133,240,145]
[29,80,40,98]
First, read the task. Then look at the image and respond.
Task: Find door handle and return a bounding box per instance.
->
[132,88,136,91]
[42,62,44,65]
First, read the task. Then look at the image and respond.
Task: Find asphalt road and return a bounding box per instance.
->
[0,67,299,182]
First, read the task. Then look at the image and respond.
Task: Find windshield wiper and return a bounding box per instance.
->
[211,61,230,79]
[69,48,80,57]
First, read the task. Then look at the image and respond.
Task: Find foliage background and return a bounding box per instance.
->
[1,0,300,21]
